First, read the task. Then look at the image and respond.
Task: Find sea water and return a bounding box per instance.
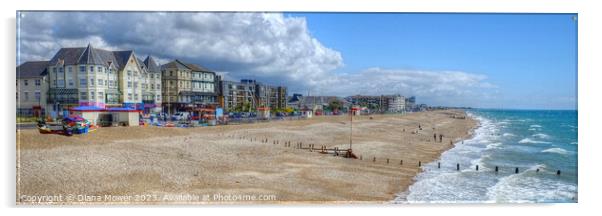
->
[396,109,578,203]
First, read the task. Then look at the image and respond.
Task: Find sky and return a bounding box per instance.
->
[17,12,577,109]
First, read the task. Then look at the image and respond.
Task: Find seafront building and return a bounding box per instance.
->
[219,79,287,112]
[16,61,49,117]
[140,56,163,113]
[44,44,162,117]
[160,59,217,114]
[348,94,407,113]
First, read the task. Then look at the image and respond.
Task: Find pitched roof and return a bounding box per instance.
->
[112,50,134,71]
[182,62,211,72]
[143,56,161,73]
[162,59,191,70]
[17,61,49,78]
[48,44,133,71]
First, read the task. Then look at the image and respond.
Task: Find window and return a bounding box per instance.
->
[34,92,41,101]
[79,79,87,87]
[35,79,40,86]
[79,66,86,72]
[134,94,138,100]
[157,84,160,89]
[105,80,108,86]
[98,67,103,73]
[127,81,132,88]
[68,79,74,87]
[127,70,132,76]
[52,80,56,87]
[58,67,63,73]
[128,93,132,100]
[52,68,57,73]
[24,92,29,100]
[57,79,65,87]
[90,66,94,72]
[151,84,154,90]
[80,92,87,100]
[169,71,173,76]
[68,66,73,73]
[150,74,154,79]
[134,82,138,88]
[90,78,94,86]
[90,91,95,100]
[98,91,104,99]
[98,79,103,85]
[24,80,28,86]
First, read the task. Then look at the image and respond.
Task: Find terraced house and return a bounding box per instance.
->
[16,61,49,117]
[161,59,217,114]
[46,44,162,116]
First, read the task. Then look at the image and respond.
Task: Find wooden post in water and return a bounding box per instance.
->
[456,163,460,171]
[557,170,561,175]
[515,167,519,174]
[400,160,403,165]
[476,165,479,171]
[419,161,422,167]
[495,166,499,173]
[438,162,440,168]
[373,157,376,162]
[387,158,390,164]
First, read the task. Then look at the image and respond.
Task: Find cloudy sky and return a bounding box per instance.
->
[17,12,577,109]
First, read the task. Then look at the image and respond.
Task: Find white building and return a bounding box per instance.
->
[16,61,49,117]
[387,94,406,113]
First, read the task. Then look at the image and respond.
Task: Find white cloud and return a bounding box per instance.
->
[312,68,498,107]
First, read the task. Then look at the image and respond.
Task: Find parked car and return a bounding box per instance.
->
[172,112,190,121]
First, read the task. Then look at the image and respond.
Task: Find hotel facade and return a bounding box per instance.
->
[161,59,218,114]
[43,44,162,116]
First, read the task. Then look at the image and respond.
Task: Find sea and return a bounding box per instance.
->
[395,109,578,203]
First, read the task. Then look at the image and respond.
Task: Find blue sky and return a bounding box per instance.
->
[18,12,577,109]
[288,13,578,109]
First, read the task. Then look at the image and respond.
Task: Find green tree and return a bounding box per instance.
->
[328,100,342,112]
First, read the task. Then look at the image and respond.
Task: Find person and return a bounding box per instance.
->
[433,133,437,141]
[439,134,443,142]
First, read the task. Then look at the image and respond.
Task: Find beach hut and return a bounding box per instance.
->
[257,107,271,120]
[351,106,362,116]
[301,108,313,118]
[69,106,140,127]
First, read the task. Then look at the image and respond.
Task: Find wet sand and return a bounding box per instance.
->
[17,109,476,204]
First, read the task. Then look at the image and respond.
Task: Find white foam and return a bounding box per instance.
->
[570,142,578,145]
[518,138,551,144]
[486,168,577,203]
[532,133,551,139]
[528,128,537,131]
[486,143,502,149]
[542,148,570,155]
[502,133,515,137]
[530,124,542,128]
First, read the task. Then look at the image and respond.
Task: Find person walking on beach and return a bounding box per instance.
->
[439,134,443,142]
[433,133,437,142]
